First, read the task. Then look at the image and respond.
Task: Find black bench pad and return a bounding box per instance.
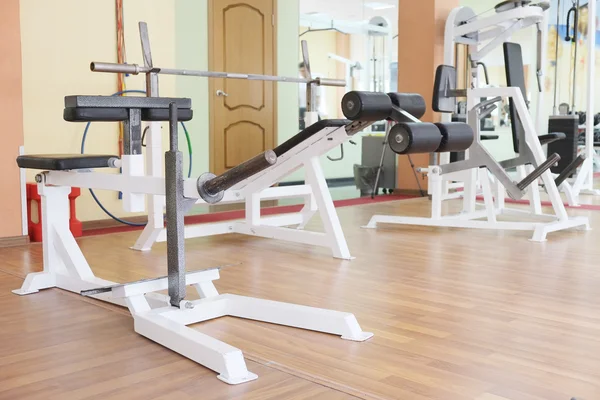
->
[17,154,118,170]
[63,107,194,122]
[274,119,349,157]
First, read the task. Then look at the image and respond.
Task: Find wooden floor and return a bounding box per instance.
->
[1,197,600,399]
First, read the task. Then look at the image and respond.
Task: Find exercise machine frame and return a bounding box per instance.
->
[92,22,354,259]
[364,86,589,241]
[14,97,373,385]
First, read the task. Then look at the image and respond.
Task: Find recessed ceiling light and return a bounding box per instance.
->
[364,2,395,10]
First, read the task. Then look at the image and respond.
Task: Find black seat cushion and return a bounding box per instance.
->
[274,119,349,157]
[17,154,118,170]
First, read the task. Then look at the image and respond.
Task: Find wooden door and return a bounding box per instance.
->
[209,0,276,175]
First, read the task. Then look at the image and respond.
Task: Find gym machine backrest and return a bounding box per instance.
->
[428,64,561,199]
[503,42,584,184]
[17,96,194,171]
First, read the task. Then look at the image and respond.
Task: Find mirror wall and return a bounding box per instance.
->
[291,0,398,188]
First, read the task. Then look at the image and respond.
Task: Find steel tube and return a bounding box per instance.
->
[165,102,186,307]
[91,62,346,87]
[203,150,277,196]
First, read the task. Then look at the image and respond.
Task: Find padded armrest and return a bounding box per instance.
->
[17,154,118,170]
[539,132,566,146]
[273,119,349,157]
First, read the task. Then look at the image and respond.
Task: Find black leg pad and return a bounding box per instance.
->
[435,122,475,153]
[389,123,442,155]
[341,91,392,121]
[387,93,426,119]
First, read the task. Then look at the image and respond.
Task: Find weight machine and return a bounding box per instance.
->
[357,62,589,240]
[13,90,383,383]
[90,22,356,259]
[554,0,600,200]
[440,1,552,201]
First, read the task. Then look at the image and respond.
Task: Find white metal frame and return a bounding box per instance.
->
[364,87,589,241]
[13,179,373,384]
[133,122,353,259]
[569,0,599,198]
[440,5,549,199]
[442,3,599,205]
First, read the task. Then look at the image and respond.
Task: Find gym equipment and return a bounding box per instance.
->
[361,65,589,241]
[388,123,442,155]
[440,1,550,200]
[89,22,361,259]
[549,0,599,200]
[13,94,373,385]
[547,0,581,181]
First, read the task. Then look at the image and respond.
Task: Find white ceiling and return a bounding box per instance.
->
[299,0,398,30]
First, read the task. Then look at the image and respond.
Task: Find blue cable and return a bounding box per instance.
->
[82,89,193,227]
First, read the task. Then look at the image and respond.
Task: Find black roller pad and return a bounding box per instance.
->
[342,91,392,121]
[387,93,426,119]
[389,123,442,155]
[17,154,118,170]
[435,122,475,153]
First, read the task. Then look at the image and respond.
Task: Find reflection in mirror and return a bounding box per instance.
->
[296,0,398,198]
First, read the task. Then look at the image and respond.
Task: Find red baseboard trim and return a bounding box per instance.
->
[82,194,418,237]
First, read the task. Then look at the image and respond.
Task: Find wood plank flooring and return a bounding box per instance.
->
[1,197,600,399]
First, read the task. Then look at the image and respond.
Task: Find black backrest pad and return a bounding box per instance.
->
[503,42,527,153]
[274,119,349,157]
[142,108,193,122]
[63,107,194,122]
[432,65,457,113]
[64,107,129,122]
[387,93,426,119]
[64,95,191,109]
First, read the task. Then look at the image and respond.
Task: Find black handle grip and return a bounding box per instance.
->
[197,150,277,203]
[565,7,576,41]
[516,153,561,191]
[555,155,585,187]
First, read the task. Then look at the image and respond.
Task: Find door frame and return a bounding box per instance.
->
[207,0,278,173]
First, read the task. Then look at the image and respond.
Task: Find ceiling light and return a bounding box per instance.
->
[364,2,395,10]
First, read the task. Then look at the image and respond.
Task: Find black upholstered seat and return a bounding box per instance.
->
[17,154,118,170]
